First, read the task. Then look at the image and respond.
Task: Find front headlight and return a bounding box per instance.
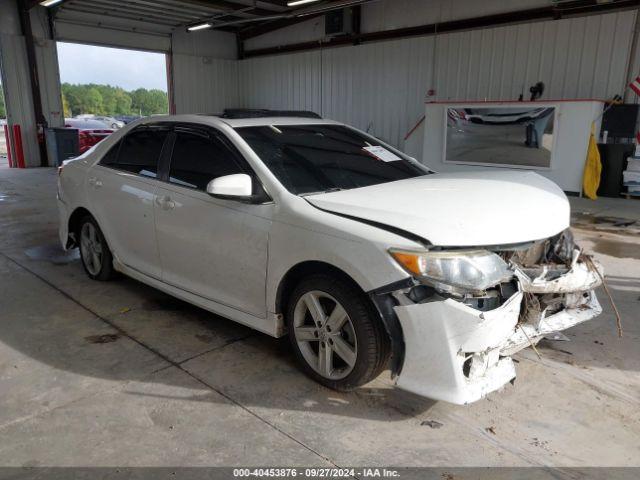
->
[389,248,513,293]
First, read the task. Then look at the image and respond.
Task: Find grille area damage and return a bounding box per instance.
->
[390,230,603,404]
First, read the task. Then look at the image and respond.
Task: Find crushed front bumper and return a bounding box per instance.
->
[392,251,602,405]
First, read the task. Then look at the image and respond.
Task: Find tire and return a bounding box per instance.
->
[78,215,115,281]
[286,274,390,391]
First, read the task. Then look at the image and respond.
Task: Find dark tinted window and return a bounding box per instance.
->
[235,125,429,195]
[101,127,169,177]
[168,131,244,190]
[100,141,121,167]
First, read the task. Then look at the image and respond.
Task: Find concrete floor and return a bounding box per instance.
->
[0,167,639,468]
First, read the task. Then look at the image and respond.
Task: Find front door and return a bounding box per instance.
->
[89,125,170,278]
[154,126,272,318]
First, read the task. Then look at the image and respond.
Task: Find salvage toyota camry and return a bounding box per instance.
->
[57,111,603,404]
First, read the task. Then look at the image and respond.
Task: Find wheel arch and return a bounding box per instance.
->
[274,261,366,321]
[274,260,408,377]
[66,206,93,248]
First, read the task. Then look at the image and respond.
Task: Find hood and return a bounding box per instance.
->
[305,171,570,247]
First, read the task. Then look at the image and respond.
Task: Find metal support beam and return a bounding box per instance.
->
[243,0,640,57]
[351,4,361,45]
[179,0,283,17]
[17,0,48,167]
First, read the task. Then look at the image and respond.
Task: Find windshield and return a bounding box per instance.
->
[235,124,430,195]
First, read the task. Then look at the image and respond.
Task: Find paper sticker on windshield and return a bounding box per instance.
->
[363,146,402,162]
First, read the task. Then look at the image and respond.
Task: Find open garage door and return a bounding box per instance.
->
[56,42,169,154]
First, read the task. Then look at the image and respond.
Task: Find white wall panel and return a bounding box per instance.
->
[238,51,323,113]
[173,55,239,114]
[172,29,237,59]
[35,38,64,128]
[171,29,239,114]
[0,3,57,166]
[362,0,549,33]
[0,33,40,166]
[433,12,636,101]
[245,0,552,51]
[239,11,636,150]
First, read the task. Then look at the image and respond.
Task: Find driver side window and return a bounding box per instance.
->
[168,131,245,191]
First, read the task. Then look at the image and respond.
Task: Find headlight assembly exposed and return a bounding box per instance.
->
[389,248,513,293]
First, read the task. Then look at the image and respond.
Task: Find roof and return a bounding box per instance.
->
[53,0,342,35]
[219,117,341,128]
[135,114,342,129]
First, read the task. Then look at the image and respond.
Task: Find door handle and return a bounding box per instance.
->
[156,195,175,210]
[88,177,102,188]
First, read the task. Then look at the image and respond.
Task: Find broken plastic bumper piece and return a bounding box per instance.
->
[393,251,602,404]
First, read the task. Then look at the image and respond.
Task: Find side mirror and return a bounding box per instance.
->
[206,173,253,200]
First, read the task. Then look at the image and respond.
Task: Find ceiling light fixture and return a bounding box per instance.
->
[187,22,213,31]
[287,0,322,6]
[39,0,64,6]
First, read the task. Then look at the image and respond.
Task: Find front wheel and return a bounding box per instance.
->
[78,215,115,281]
[287,274,390,391]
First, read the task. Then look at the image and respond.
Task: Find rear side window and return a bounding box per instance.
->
[100,141,121,167]
[100,127,169,177]
[168,131,244,190]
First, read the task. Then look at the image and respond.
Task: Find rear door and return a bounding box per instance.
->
[89,125,170,278]
[154,125,273,318]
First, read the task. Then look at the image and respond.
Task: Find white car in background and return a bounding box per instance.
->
[57,111,603,404]
[76,114,124,129]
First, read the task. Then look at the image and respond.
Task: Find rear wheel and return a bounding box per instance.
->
[78,215,114,281]
[287,274,390,391]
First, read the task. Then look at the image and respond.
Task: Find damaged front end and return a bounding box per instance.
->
[375,230,603,405]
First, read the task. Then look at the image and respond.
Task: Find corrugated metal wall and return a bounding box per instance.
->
[0,33,40,166]
[244,0,552,52]
[171,29,239,114]
[173,56,239,114]
[35,38,65,128]
[239,11,638,148]
[361,0,549,33]
[0,4,61,166]
[238,50,323,113]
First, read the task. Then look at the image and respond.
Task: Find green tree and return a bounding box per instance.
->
[131,88,168,116]
[62,83,83,116]
[84,87,103,114]
[114,89,132,115]
[97,85,117,115]
[59,83,167,117]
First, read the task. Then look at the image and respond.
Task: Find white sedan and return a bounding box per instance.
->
[57,113,602,404]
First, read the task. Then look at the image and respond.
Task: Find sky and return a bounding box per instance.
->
[57,42,168,92]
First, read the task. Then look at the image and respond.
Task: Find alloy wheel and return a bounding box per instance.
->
[80,222,103,276]
[292,290,358,380]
